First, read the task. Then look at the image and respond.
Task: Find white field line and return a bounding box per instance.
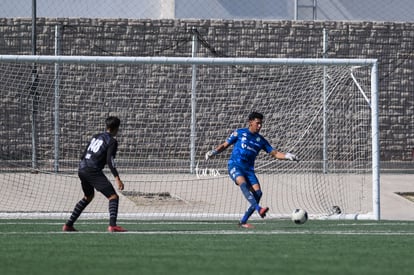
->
[1,221,413,235]
[0,221,413,226]
[1,230,414,235]
[0,220,414,236]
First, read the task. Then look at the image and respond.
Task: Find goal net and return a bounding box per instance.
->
[0,55,379,220]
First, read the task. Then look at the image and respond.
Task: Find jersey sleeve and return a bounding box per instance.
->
[80,144,88,160]
[226,130,239,144]
[106,139,119,178]
[263,137,274,154]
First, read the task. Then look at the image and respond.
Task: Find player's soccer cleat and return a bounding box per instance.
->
[259,207,269,218]
[238,222,255,229]
[108,225,127,232]
[62,224,77,232]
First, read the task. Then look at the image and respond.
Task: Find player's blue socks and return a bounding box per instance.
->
[109,198,119,226]
[240,205,255,224]
[239,183,260,212]
[240,189,263,224]
[255,189,263,202]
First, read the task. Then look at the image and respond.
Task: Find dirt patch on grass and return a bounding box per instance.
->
[121,191,186,206]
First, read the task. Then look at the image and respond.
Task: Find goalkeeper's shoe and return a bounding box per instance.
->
[259,207,269,218]
[238,222,255,229]
[62,224,77,232]
[108,225,127,232]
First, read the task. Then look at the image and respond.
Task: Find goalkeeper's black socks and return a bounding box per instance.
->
[66,198,90,226]
[109,198,119,226]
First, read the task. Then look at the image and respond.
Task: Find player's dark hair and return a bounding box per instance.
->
[106,116,121,130]
[248,112,264,121]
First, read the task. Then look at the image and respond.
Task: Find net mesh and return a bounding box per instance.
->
[0,57,373,219]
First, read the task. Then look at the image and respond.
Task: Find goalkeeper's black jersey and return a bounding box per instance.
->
[79,132,119,177]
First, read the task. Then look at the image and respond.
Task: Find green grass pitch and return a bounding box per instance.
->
[1,219,414,275]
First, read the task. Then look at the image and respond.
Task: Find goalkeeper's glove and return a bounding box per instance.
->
[285,152,299,162]
[205,150,218,160]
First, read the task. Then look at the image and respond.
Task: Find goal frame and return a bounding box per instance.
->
[0,55,380,220]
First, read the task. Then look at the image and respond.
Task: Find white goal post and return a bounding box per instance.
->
[0,55,379,220]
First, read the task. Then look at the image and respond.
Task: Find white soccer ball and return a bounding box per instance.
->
[291,209,308,224]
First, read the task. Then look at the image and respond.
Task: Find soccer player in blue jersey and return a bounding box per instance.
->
[63,116,127,232]
[205,112,299,228]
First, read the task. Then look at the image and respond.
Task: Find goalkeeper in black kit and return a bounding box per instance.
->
[63,116,127,232]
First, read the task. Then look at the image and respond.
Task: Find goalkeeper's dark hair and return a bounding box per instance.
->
[106,116,121,130]
[248,112,264,121]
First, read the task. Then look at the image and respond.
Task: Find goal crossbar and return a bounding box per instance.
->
[0,54,377,66]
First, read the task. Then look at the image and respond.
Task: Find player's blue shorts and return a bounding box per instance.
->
[228,163,259,186]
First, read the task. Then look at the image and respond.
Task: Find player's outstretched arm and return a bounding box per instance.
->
[270,150,299,162]
[205,142,229,160]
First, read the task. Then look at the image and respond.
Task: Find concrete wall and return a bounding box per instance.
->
[0,18,413,168]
